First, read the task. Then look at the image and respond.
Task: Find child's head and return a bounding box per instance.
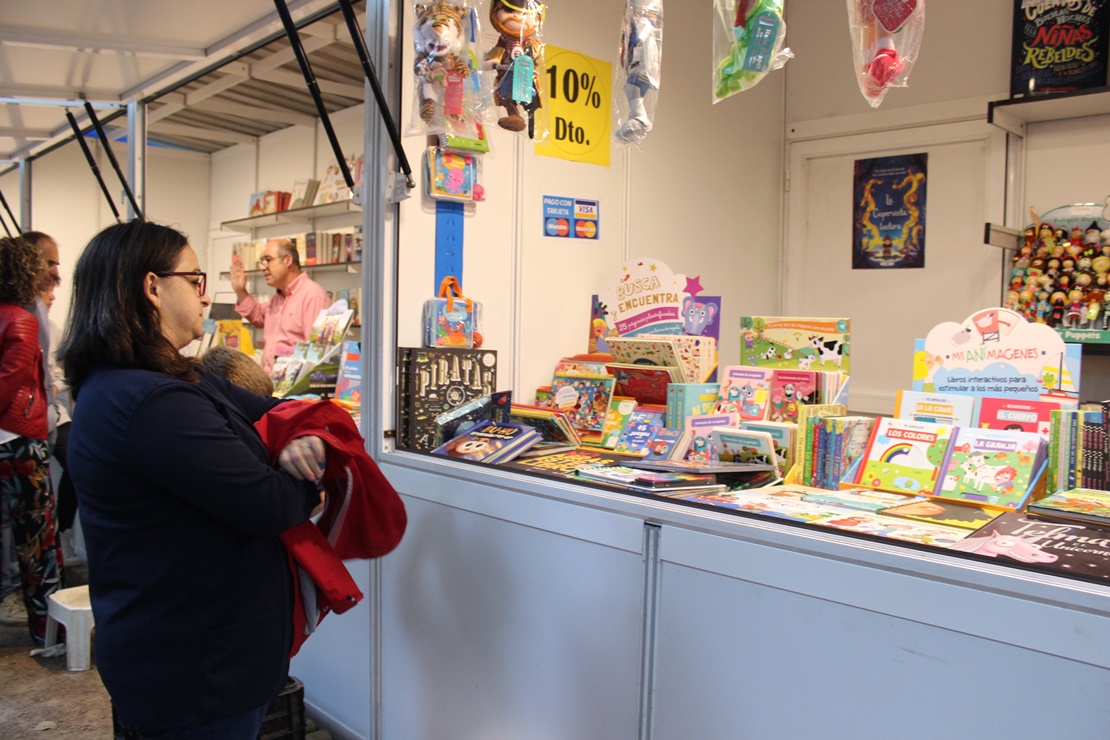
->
[201,346,274,396]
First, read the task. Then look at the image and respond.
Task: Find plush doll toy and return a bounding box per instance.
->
[410,2,473,135]
[485,0,545,137]
[615,0,663,144]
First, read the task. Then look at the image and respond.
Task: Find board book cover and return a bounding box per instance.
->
[879,498,998,531]
[810,510,970,548]
[549,372,616,433]
[976,396,1058,439]
[950,513,1110,582]
[769,370,820,423]
[934,426,1045,509]
[857,417,954,496]
[739,420,795,478]
[614,404,668,456]
[893,390,977,427]
[510,404,584,448]
[684,412,740,462]
[715,366,773,422]
[499,448,634,479]
[711,427,777,467]
[605,363,682,406]
[802,488,923,513]
[1027,488,1110,526]
[574,464,717,491]
[430,420,541,464]
[642,427,692,461]
[666,382,722,428]
[740,316,850,373]
[672,486,860,522]
[606,335,684,370]
[599,396,638,449]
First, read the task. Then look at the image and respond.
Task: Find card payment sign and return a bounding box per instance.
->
[543,195,600,239]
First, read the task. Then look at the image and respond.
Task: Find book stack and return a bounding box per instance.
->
[397,347,498,451]
[248,190,291,216]
[270,303,356,397]
[1028,488,1110,525]
[510,404,583,450]
[433,390,513,448]
[800,415,875,490]
[430,420,541,464]
[574,464,726,496]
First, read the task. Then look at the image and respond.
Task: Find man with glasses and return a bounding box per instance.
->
[230,238,330,374]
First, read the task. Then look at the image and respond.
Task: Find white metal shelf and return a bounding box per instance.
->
[987,86,1110,136]
[219,199,361,233]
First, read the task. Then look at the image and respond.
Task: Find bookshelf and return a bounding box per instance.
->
[220,199,362,233]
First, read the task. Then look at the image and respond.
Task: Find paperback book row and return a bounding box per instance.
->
[233,229,363,269]
[245,153,365,217]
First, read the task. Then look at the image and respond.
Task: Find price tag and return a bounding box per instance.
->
[534,45,611,167]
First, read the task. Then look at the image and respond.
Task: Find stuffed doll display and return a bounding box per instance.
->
[408,1,486,138]
[484,0,546,139]
[614,0,664,145]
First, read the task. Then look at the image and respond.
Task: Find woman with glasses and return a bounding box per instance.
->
[0,235,63,648]
[59,221,327,739]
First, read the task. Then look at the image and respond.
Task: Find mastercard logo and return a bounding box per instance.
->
[575,220,597,239]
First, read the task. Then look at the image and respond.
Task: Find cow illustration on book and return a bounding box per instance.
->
[808,336,845,368]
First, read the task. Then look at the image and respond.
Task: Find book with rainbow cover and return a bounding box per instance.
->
[856,417,954,496]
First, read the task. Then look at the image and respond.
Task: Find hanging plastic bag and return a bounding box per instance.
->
[407,1,488,139]
[712,0,792,103]
[483,0,547,142]
[613,0,664,146]
[846,0,926,107]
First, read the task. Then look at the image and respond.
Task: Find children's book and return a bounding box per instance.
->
[976,396,1059,439]
[553,354,614,377]
[715,366,773,422]
[792,403,847,483]
[673,486,859,522]
[607,335,684,369]
[599,396,638,449]
[856,417,955,496]
[614,404,668,456]
[574,464,717,491]
[605,363,683,406]
[711,427,778,467]
[666,382,722,429]
[768,370,820,423]
[893,390,977,427]
[739,420,796,478]
[433,390,513,447]
[809,510,969,547]
[498,448,634,479]
[819,416,876,490]
[642,427,692,461]
[802,488,922,513]
[549,372,616,434]
[510,404,583,448]
[684,412,740,462]
[289,178,319,209]
[636,333,715,383]
[739,316,851,373]
[934,426,1045,509]
[1027,488,1110,526]
[431,420,541,464]
[308,303,355,346]
[949,513,1110,582]
[879,498,998,531]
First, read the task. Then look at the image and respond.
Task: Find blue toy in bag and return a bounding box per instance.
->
[423,276,483,348]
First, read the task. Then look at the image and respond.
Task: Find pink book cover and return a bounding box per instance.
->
[769,370,819,423]
[977,396,1059,439]
[684,412,740,462]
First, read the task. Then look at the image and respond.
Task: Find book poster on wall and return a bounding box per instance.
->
[852,153,927,270]
[1010,0,1110,98]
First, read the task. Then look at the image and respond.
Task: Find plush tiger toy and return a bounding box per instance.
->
[413,2,471,124]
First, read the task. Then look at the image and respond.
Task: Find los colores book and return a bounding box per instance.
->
[856,417,954,496]
[934,426,1045,509]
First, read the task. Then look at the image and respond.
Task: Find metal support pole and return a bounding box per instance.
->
[127,100,147,221]
[18,159,31,231]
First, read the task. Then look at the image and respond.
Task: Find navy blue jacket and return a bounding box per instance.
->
[69,366,318,734]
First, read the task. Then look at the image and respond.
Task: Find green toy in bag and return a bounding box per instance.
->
[423,276,483,348]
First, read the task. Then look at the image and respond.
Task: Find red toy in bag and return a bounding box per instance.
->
[847,0,926,107]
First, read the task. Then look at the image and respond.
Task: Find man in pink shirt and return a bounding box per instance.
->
[231,238,331,373]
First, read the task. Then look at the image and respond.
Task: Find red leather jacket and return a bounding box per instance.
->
[0,304,47,441]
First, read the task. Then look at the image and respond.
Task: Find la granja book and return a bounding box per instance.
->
[856,417,954,496]
[714,366,773,422]
[934,426,1045,509]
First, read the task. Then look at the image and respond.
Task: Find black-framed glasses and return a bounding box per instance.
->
[157,271,207,296]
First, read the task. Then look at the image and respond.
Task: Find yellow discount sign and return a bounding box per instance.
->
[535,45,610,167]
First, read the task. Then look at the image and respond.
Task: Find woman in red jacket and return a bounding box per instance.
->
[0,235,62,646]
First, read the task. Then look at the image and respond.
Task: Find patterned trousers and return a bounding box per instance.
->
[0,436,63,646]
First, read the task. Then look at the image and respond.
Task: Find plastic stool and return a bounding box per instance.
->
[44,585,95,671]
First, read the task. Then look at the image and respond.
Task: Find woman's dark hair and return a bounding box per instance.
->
[0,236,43,305]
[58,221,200,396]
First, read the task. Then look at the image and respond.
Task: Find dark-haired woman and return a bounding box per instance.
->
[0,235,62,647]
[59,221,327,739]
